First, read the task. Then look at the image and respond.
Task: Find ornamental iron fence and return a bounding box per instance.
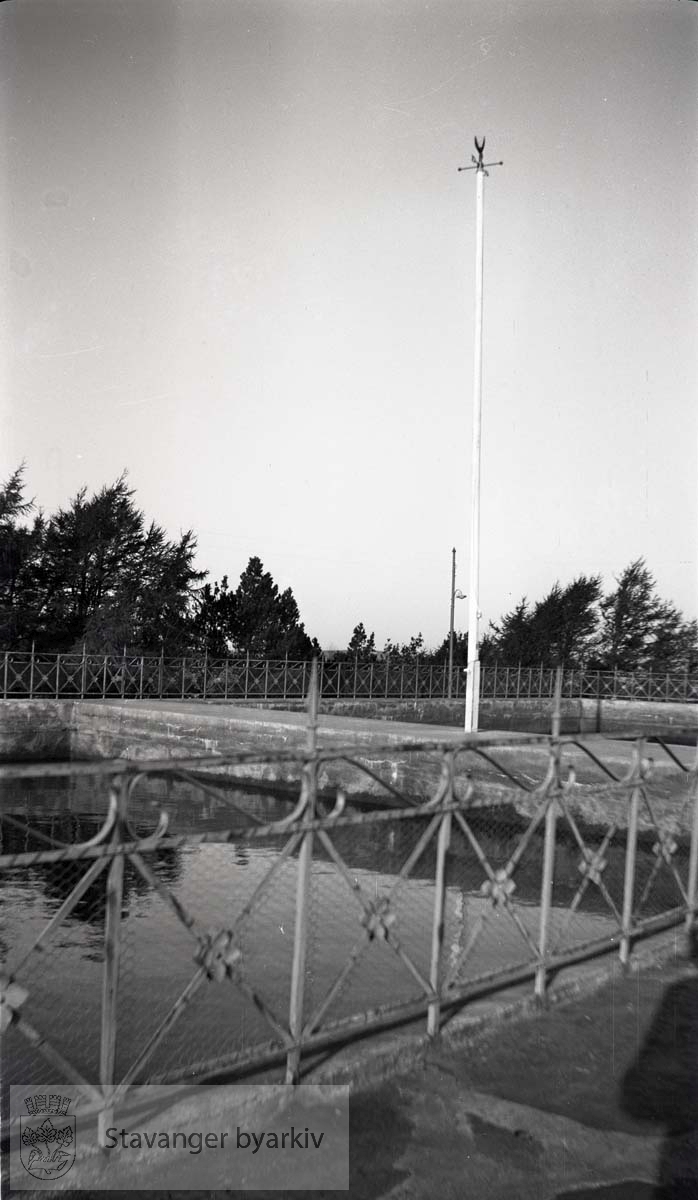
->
[1,650,697,704]
[1,668,697,1144]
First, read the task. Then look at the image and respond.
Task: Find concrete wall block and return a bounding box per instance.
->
[0,699,73,760]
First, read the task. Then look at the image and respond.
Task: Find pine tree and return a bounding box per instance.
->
[0,466,44,647]
[229,557,315,658]
[346,622,376,660]
[596,559,694,671]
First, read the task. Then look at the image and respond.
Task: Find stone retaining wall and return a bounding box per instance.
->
[0,699,73,760]
[233,696,697,739]
[0,699,695,835]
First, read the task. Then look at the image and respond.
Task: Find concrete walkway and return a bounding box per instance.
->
[36,937,691,1199]
[76,696,697,768]
[347,961,668,1200]
[82,697,529,746]
[303,941,688,1200]
[67,699,695,825]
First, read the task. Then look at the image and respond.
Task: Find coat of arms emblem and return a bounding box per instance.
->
[20,1093,75,1180]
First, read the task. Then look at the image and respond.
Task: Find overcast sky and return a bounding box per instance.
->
[2,0,696,651]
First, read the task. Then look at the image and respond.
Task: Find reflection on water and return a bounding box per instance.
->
[0,775,685,1084]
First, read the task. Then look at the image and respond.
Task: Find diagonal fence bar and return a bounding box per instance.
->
[0,649,696,702]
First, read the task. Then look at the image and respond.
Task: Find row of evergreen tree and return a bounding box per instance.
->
[343,566,698,672]
[0,468,318,658]
[1,468,696,671]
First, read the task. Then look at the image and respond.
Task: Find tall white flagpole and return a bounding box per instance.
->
[458,137,502,733]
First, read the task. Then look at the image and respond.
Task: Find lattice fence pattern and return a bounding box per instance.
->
[1,684,697,1145]
[2,651,697,703]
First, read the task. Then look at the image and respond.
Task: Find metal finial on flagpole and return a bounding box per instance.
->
[457,135,503,177]
[458,138,502,733]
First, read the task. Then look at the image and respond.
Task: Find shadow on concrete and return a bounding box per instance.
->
[555,1185,657,1199]
[619,931,698,1200]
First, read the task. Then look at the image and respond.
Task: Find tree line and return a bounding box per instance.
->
[1,467,696,672]
[0,468,318,658]
[345,568,698,672]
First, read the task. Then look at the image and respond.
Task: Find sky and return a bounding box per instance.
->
[2,0,697,652]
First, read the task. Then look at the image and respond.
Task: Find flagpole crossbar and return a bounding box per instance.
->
[457,136,503,177]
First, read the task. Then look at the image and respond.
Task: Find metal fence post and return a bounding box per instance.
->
[224,657,229,701]
[685,762,698,935]
[3,650,8,699]
[57,654,62,700]
[536,680,562,1001]
[139,655,144,700]
[283,653,289,701]
[620,740,643,968]
[286,661,319,1084]
[245,652,250,700]
[552,667,562,738]
[98,779,126,1146]
[428,758,453,1036]
[415,659,419,699]
[535,784,558,1003]
[369,661,374,699]
[101,654,108,698]
[203,651,208,700]
[385,655,390,700]
[181,656,186,700]
[29,643,36,699]
[159,650,164,698]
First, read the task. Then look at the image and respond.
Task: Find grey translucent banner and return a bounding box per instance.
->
[8,1083,349,1190]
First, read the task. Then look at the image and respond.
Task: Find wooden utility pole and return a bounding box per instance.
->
[448,547,466,700]
[448,548,456,699]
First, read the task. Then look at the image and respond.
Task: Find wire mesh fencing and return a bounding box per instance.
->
[1,685,697,1143]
